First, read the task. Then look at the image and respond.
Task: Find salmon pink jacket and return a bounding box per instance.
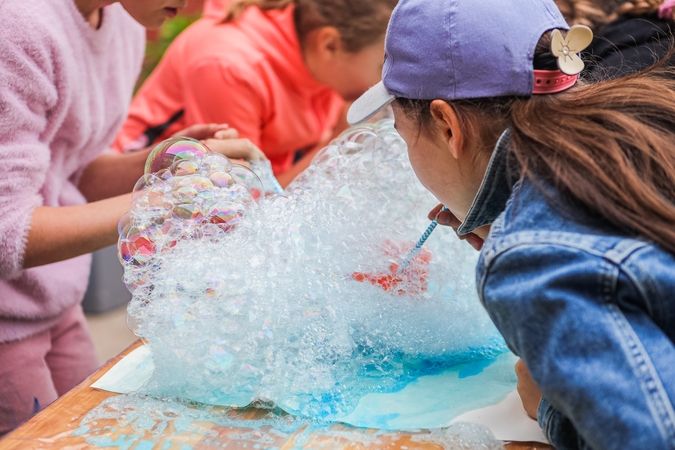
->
[114,6,344,175]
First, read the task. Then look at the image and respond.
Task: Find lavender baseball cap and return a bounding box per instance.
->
[348,0,569,125]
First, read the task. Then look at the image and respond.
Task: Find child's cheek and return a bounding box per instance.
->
[407,143,437,191]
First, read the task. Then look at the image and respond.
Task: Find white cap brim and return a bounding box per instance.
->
[347,81,396,126]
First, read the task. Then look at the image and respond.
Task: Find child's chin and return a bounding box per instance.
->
[134,12,167,30]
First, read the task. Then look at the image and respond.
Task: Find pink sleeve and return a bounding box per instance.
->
[182,60,267,148]
[0,33,53,279]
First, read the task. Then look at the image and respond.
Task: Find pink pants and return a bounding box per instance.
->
[0,305,99,437]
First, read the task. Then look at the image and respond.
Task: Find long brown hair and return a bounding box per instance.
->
[555,0,673,29]
[397,52,675,254]
[224,0,398,52]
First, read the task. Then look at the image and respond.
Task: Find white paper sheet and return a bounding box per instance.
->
[92,346,548,444]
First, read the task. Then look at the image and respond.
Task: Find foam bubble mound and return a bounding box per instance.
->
[120,120,507,420]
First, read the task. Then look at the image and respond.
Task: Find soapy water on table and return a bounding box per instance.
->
[108,120,508,447]
[76,395,504,449]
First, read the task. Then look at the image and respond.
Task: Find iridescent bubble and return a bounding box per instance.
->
[116,235,127,266]
[131,185,172,212]
[174,176,214,192]
[206,201,244,231]
[200,222,223,239]
[133,174,162,196]
[144,137,211,174]
[126,313,143,337]
[312,147,341,172]
[201,154,234,174]
[173,203,204,221]
[230,165,264,201]
[173,185,199,204]
[262,318,273,339]
[208,171,236,188]
[227,184,256,205]
[118,213,134,239]
[170,160,200,177]
[204,346,234,374]
[156,169,172,181]
[159,219,183,248]
[119,227,156,265]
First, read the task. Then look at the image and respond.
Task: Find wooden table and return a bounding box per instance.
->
[0,341,553,450]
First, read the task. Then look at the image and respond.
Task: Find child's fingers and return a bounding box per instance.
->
[515,359,542,420]
[214,128,239,140]
[427,203,444,220]
[202,138,267,162]
[248,147,268,162]
[232,160,251,168]
[464,233,484,251]
[436,209,462,229]
[429,206,484,251]
[174,123,229,140]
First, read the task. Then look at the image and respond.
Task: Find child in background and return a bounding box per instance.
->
[114,0,398,184]
[555,0,674,78]
[348,0,675,448]
[202,0,231,19]
[0,0,263,436]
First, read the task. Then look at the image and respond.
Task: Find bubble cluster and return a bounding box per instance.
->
[118,137,263,276]
[120,120,507,421]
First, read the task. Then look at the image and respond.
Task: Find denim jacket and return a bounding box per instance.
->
[460,130,675,450]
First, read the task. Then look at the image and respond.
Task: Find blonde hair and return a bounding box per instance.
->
[225,0,399,52]
[555,0,672,29]
[226,0,293,19]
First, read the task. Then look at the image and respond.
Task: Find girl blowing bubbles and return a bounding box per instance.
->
[349,0,675,448]
[0,0,262,436]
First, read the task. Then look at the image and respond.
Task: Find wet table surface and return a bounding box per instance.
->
[0,341,553,450]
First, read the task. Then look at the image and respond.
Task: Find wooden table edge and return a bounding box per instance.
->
[0,340,551,449]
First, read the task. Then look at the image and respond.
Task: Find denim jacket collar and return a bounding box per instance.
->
[457,129,515,236]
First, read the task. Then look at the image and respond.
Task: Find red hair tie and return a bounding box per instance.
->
[660,0,675,19]
[533,70,579,95]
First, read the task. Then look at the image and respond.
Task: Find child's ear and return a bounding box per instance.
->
[314,26,343,61]
[429,100,464,160]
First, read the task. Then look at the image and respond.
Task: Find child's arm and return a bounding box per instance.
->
[481,243,675,450]
[23,195,130,269]
[79,125,266,202]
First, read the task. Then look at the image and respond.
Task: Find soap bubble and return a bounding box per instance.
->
[144,137,210,174]
[122,138,260,275]
[208,171,236,188]
[231,164,264,200]
[170,159,200,177]
[121,121,507,421]
[201,153,234,173]
[206,200,245,231]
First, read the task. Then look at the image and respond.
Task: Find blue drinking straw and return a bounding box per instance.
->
[398,206,449,273]
[269,175,285,195]
[251,160,285,195]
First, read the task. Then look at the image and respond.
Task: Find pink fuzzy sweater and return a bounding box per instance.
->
[0,0,144,343]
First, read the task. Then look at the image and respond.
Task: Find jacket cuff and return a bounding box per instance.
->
[538,396,557,440]
[538,397,587,450]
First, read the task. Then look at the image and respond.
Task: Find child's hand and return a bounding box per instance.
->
[173,123,233,140]
[202,137,267,163]
[427,204,485,251]
[515,359,543,420]
[172,123,267,163]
